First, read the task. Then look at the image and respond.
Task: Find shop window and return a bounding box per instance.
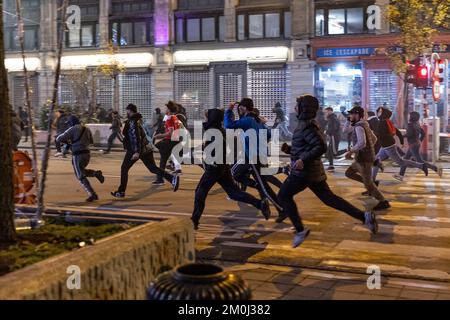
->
[316,64,362,110]
[187,19,201,42]
[176,19,184,43]
[316,7,366,36]
[134,21,147,45]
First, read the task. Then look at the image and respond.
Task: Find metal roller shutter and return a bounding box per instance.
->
[368,70,398,113]
[12,75,39,112]
[248,65,287,121]
[119,72,153,121]
[96,75,113,111]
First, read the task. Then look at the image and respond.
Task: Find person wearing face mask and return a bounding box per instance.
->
[191,108,271,230]
[344,106,390,211]
[278,95,378,248]
[56,115,104,202]
[224,98,284,221]
[111,103,179,198]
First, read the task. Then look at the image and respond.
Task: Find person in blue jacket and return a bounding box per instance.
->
[224,98,283,220]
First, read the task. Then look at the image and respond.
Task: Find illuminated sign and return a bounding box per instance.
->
[316,47,375,58]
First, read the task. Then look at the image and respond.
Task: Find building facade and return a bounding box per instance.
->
[3,0,450,128]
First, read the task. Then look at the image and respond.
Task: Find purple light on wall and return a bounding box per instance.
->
[154,0,169,46]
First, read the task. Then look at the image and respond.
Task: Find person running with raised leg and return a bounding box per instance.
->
[277,95,378,248]
[344,106,390,211]
[191,108,270,229]
[395,111,443,181]
[372,107,428,183]
[56,115,105,202]
[111,104,179,198]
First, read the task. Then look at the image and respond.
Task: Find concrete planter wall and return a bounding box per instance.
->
[0,218,195,300]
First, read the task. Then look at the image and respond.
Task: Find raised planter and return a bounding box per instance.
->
[0,217,195,300]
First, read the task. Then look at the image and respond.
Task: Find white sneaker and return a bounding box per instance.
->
[54,152,63,157]
[292,228,310,248]
[393,174,404,182]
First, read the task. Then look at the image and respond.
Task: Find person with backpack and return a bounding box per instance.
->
[191,108,271,230]
[153,101,183,185]
[56,115,105,202]
[371,107,428,182]
[344,107,390,211]
[111,104,180,198]
[277,95,378,248]
[395,111,443,181]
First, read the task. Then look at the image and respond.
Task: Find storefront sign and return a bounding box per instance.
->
[316,47,375,58]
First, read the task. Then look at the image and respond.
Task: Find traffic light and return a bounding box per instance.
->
[436,59,445,84]
[416,65,429,88]
[405,60,417,84]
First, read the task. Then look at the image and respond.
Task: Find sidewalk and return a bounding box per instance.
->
[215,261,450,300]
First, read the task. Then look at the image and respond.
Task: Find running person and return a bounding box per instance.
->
[277,95,378,248]
[56,115,105,202]
[191,108,270,229]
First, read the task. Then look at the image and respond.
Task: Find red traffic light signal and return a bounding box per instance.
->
[416,65,429,88]
[418,66,428,78]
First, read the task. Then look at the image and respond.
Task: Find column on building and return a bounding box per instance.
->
[99,0,110,48]
[224,0,238,42]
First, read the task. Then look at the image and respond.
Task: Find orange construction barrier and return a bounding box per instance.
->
[13,150,36,204]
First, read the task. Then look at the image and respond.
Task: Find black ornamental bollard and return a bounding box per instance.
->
[147,263,252,300]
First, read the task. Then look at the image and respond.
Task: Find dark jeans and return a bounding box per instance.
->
[156,139,180,180]
[106,130,120,152]
[326,135,340,166]
[278,175,365,233]
[231,162,283,211]
[399,143,437,176]
[192,165,262,224]
[72,152,97,196]
[118,150,173,193]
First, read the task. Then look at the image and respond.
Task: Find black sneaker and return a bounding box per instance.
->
[327,166,335,172]
[95,171,105,184]
[152,179,165,186]
[111,191,125,198]
[260,199,271,220]
[86,193,99,202]
[373,200,391,211]
[172,174,180,192]
[422,164,429,177]
[364,211,378,234]
[190,217,199,230]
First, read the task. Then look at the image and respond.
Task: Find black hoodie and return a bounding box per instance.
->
[202,109,226,167]
[122,113,149,154]
[375,108,398,148]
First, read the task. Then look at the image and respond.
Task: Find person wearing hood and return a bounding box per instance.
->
[278,95,378,248]
[272,102,292,141]
[153,101,183,184]
[395,112,442,181]
[367,111,381,154]
[54,109,70,157]
[56,115,105,202]
[344,107,390,211]
[191,108,270,230]
[103,111,122,154]
[225,97,284,221]
[372,107,428,182]
[111,104,180,198]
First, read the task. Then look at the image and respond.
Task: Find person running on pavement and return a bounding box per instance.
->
[225,98,284,221]
[54,109,70,157]
[272,102,293,141]
[153,101,183,184]
[324,107,341,172]
[277,95,378,248]
[191,108,271,230]
[396,111,442,181]
[372,107,428,182]
[56,115,105,202]
[344,106,390,211]
[103,111,122,154]
[111,104,179,198]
